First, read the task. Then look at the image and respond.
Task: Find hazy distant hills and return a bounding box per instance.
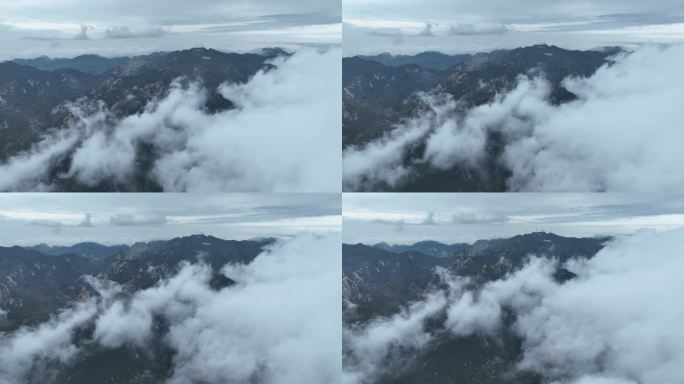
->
[343,232,609,383]
[0,235,273,332]
[12,54,131,74]
[0,48,288,167]
[343,45,622,191]
[374,240,467,258]
[26,242,129,259]
[358,51,471,71]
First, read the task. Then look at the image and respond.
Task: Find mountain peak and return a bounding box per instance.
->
[258,47,292,58]
[183,47,218,53]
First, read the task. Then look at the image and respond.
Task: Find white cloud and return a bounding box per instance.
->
[513,229,684,383]
[165,234,341,384]
[0,48,341,192]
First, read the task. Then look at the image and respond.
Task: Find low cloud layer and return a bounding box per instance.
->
[449,23,508,36]
[343,44,684,192]
[0,47,341,192]
[344,228,684,383]
[0,234,341,383]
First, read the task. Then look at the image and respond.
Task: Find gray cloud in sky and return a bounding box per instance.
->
[0,0,340,27]
[343,193,684,244]
[78,213,94,227]
[423,212,437,225]
[418,22,435,37]
[0,194,340,246]
[343,0,684,54]
[109,214,168,226]
[74,24,91,40]
[449,23,508,36]
[344,0,684,26]
[0,0,340,59]
[451,212,510,224]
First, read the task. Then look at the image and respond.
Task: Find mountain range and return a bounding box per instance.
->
[0,48,290,191]
[343,232,610,383]
[343,45,623,191]
[0,234,272,331]
[26,242,129,259]
[373,240,468,258]
[12,54,131,75]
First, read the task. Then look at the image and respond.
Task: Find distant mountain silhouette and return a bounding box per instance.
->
[12,54,131,74]
[358,51,471,70]
[26,242,129,259]
[374,240,467,258]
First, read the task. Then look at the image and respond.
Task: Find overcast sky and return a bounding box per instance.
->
[0,193,340,246]
[343,193,684,244]
[343,0,684,55]
[0,0,340,60]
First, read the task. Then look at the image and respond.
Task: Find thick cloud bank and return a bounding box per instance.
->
[343,44,684,191]
[0,48,341,192]
[0,234,341,384]
[343,229,684,383]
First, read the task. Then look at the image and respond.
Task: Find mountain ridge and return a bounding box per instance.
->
[0,47,291,190]
[0,235,275,332]
[343,44,625,191]
[343,232,609,322]
[344,232,612,383]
